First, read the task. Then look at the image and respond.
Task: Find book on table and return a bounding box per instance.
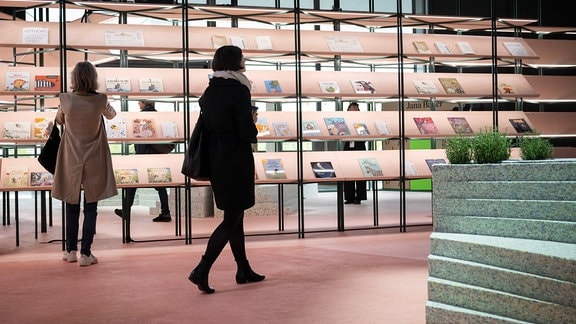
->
[447,117,474,134]
[357,158,383,177]
[272,122,291,137]
[413,117,438,135]
[262,159,287,179]
[310,161,336,178]
[147,167,172,183]
[324,117,351,136]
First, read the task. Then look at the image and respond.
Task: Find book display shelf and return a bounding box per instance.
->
[1,1,575,244]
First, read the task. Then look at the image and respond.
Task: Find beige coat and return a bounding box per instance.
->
[51,93,118,204]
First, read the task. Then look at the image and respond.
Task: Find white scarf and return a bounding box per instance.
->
[212,70,252,91]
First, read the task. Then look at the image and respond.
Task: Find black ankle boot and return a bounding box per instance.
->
[188,257,215,294]
[235,259,265,284]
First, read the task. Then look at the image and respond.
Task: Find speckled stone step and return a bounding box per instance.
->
[426,301,530,324]
[431,161,576,182]
[433,180,576,201]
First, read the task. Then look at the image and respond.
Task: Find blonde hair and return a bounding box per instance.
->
[70,61,99,92]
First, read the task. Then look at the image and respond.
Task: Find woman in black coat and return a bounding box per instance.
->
[188,45,265,294]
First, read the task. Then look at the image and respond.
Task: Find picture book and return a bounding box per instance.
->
[357,158,383,177]
[503,42,530,57]
[264,80,282,94]
[255,36,273,50]
[413,117,438,135]
[138,78,163,92]
[34,75,60,91]
[255,117,271,136]
[374,120,392,136]
[404,161,418,176]
[350,80,376,94]
[412,41,432,54]
[302,121,321,136]
[498,82,515,95]
[30,171,54,187]
[324,117,351,136]
[413,80,440,95]
[3,121,31,139]
[132,118,157,138]
[447,117,474,134]
[434,41,451,54]
[33,117,53,139]
[5,71,30,91]
[3,167,30,188]
[318,81,340,94]
[310,161,336,178]
[114,168,139,185]
[211,35,229,48]
[353,122,370,135]
[272,122,291,137]
[104,117,127,139]
[438,77,465,94]
[509,118,533,133]
[456,41,475,54]
[105,77,131,92]
[425,158,447,172]
[22,26,49,45]
[161,121,178,138]
[229,36,246,49]
[262,158,287,179]
[147,167,172,183]
[324,35,364,52]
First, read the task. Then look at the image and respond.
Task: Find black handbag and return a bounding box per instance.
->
[148,143,176,154]
[181,114,209,180]
[38,120,60,174]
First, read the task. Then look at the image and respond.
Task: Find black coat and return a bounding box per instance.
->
[199,77,258,211]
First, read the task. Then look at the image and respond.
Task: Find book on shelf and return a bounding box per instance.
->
[34,75,60,91]
[438,77,465,94]
[104,117,127,139]
[272,121,291,137]
[412,41,432,54]
[3,167,30,188]
[503,42,530,57]
[413,117,438,135]
[22,26,49,45]
[264,80,282,94]
[161,121,178,138]
[447,117,474,134]
[497,82,515,95]
[324,117,351,136]
[374,120,392,136]
[350,80,376,94]
[5,71,30,91]
[138,78,164,92]
[357,158,383,177]
[30,171,54,187]
[302,121,321,136]
[262,158,287,179]
[353,122,370,135]
[105,77,131,92]
[33,117,54,139]
[105,30,144,47]
[310,161,336,178]
[147,167,172,183]
[132,118,157,138]
[3,121,31,139]
[509,118,533,133]
[255,35,273,50]
[324,35,364,52]
[211,35,229,48]
[255,117,271,137]
[318,81,340,94]
[456,41,475,54]
[412,80,440,95]
[229,36,246,49]
[114,169,139,185]
[434,41,451,54]
[425,158,447,172]
[404,161,418,176]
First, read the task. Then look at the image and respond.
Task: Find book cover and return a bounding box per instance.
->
[412,80,440,94]
[503,42,530,57]
[138,78,164,92]
[272,121,291,137]
[447,117,474,134]
[353,122,370,135]
[132,118,157,138]
[324,117,351,136]
[3,167,30,188]
[33,117,53,139]
[255,35,273,50]
[114,168,139,185]
[456,41,475,54]
[434,41,451,54]
[318,81,340,94]
[105,77,131,92]
[264,80,282,94]
[211,35,229,48]
[425,158,447,172]
[509,118,533,133]
[302,121,321,136]
[357,158,383,177]
[498,82,515,95]
[5,71,30,91]
[104,117,127,139]
[350,80,376,94]
[3,121,31,139]
[161,121,178,138]
[405,161,418,176]
[413,117,438,135]
[324,36,364,52]
[30,171,54,186]
[255,117,270,136]
[229,36,245,49]
[310,161,336,178]
[413,41,432,54]
[438,77,465,94]
[262,158,287,179]
[34,75,60,91]
[147,167,172,183]
[374,120,392,135]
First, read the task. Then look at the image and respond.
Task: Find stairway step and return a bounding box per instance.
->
[432,161,576,182]
[426,301,530,324]
[434,181,576,201]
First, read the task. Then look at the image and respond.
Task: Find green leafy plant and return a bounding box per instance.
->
[444,135,473,164]
[472,128,511,164]
[519,136,554,160]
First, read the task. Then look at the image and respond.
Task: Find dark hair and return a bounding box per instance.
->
[139,99,155,108]
[211,45,244,72]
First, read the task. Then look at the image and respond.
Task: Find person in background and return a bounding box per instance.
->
[52,61,118,266]
[343,102,367,204]
[114,99,172,222]
[188,45,265,294]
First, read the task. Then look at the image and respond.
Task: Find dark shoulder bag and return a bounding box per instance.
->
[38,119,61,174]
[181,114,209,180]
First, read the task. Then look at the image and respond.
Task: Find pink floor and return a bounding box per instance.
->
[1,191,432,323]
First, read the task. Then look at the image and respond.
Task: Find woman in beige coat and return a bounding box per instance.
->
[52,61,118,266]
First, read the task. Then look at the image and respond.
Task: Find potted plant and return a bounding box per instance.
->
[470,128,512,164]
[519,135,554,160]
[444,135,473,164]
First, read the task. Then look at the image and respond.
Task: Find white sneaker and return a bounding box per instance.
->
[79,254,98,267]
[62,251,77,263]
